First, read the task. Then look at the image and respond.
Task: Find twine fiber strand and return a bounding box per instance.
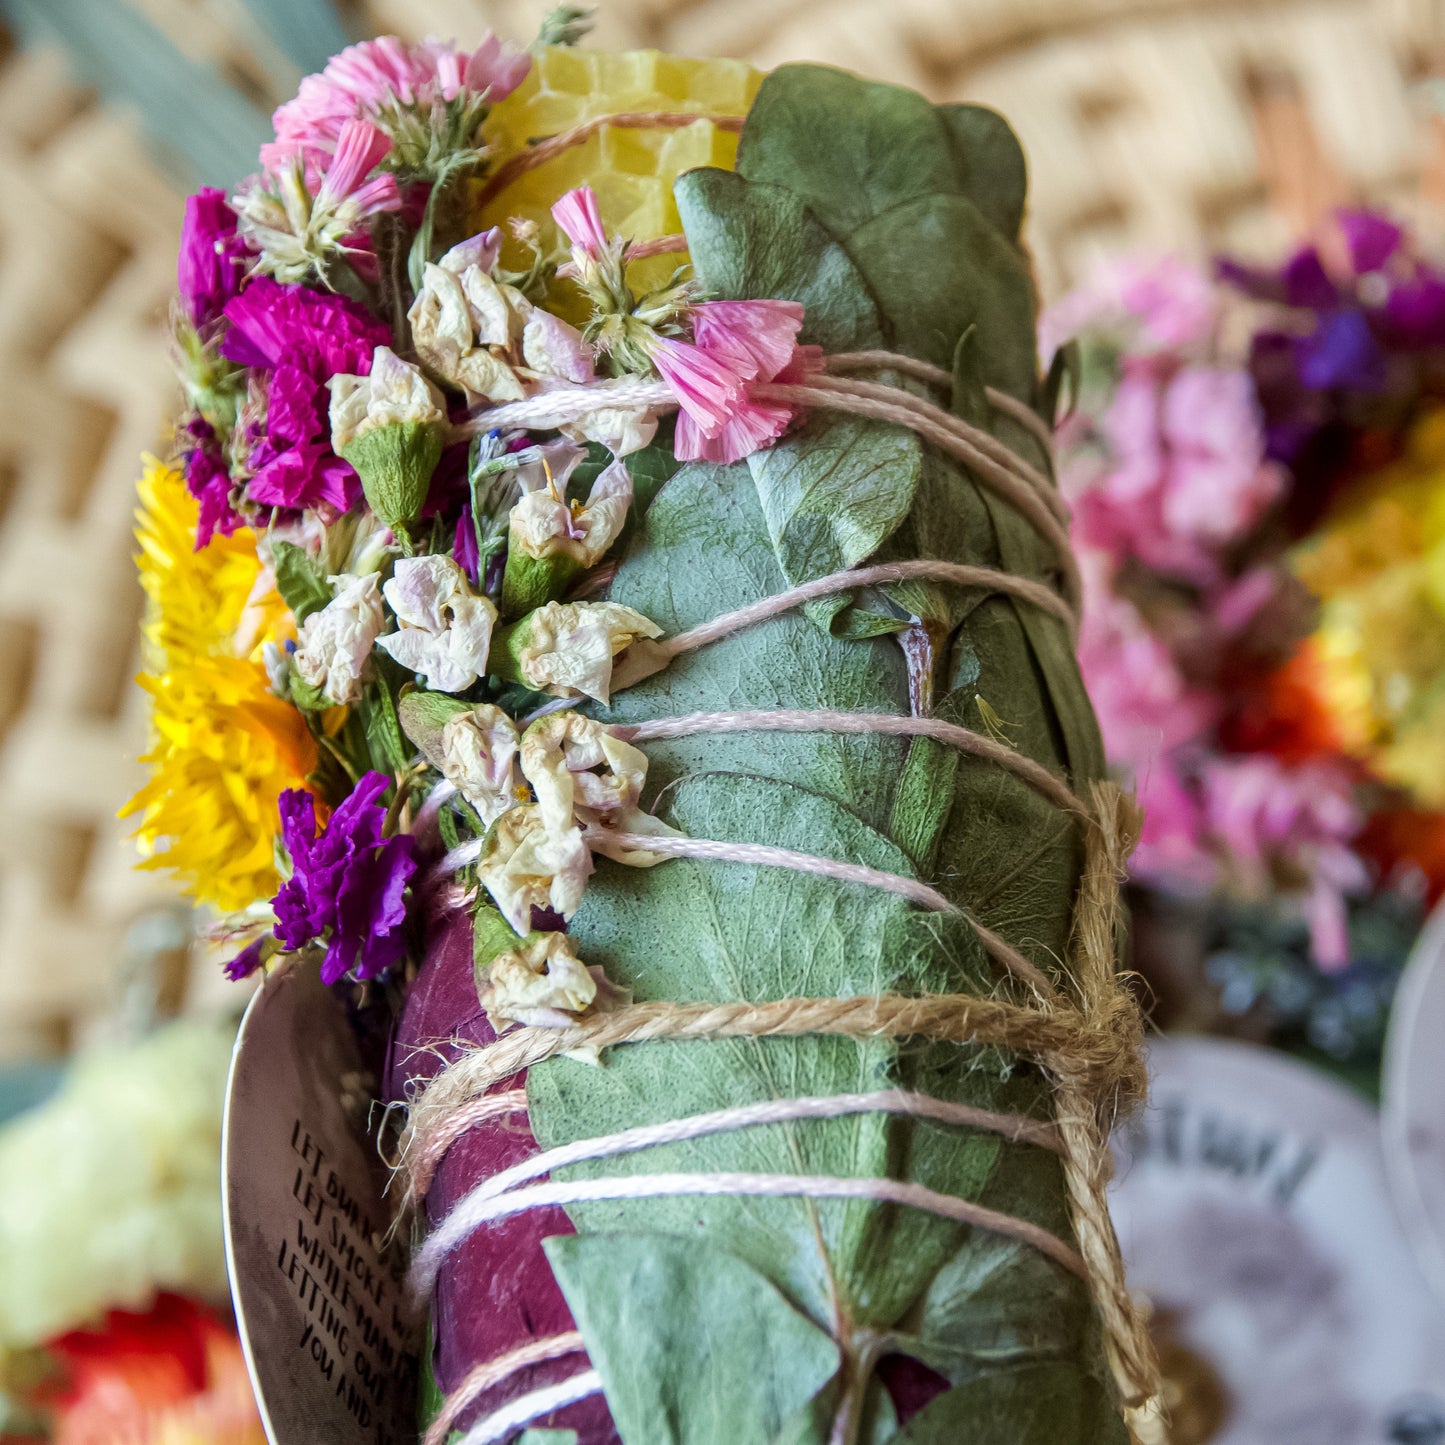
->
[591,831,1058,998]
[806,372,1065,524]
[752,380,1081,615]
[416,355,1159,1415]
[456,1369,604,1445]
[658,558,1076,650]
[403,988,1130,1206]
[478,111,746,208]
[428,1170,1090,1281]
[619,708,1085,814]
[1050,783,1155,1407]
[824,352,1060,457]
[423,1332,586,1445]
[413,1087,1066,1297]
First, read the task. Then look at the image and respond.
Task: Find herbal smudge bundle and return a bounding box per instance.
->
[130,19,1157,1443]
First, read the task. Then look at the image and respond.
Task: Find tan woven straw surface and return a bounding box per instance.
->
[0,0,1440,1059]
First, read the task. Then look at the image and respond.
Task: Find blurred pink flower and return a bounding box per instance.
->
[1040,254,1217,359]
[1199,755,1368,970]
[1076,552,1217,769]
[1158,365,1286,545]
[1132,757,1215,887]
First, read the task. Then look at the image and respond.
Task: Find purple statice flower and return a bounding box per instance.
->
[1294,308,1386,392]
[454,503,480,586]
[1338,208,1403,274]
[272,772,417,985]
[220,276,389,379]
[1221,207,1445,489]
[223,937,267,981]
[180,418,243,548]
[177,188,247,326]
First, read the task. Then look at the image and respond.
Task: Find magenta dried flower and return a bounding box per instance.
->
[272,771,417,985]
[178,188,248,326]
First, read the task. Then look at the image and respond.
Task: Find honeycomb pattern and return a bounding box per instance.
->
[478,46,761,300]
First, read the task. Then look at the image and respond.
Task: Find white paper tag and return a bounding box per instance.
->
[223,963,418,1444]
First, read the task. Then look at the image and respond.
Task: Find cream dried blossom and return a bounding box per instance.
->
[520,711,682,868]
[292,572,384,704]
[329,347,447,526]
[439,704,520,827]
[329,346,446,450]
[407,232,595,405]
[477,804,593,935]
[508,600,662,705]
[479,930,597,1030]
[377,554,497,692]
[509,457,632,568]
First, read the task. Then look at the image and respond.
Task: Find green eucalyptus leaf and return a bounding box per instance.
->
[736,66,963,239]
[271,541,332,622]
[515,1433,577,1445]
[887,1363,1127,1444]
[746,411,922,590]
[676,168,885,354]
[545,1232,840,1445]
[935,104,1029,242]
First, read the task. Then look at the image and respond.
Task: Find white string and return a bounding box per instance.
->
[423,1332,587,1445]
[618,708,1084,814]
[456,1369,604,1445]
[411,1087,1063,1297]
[417,1169,1089,1281]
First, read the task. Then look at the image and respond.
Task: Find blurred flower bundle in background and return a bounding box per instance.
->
[1050,217,1445,1081]
[0,1023,261,1444]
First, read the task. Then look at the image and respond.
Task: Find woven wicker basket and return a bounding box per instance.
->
[0,0,1439,1060]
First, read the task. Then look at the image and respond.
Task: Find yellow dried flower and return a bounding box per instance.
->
[122,458,314,911]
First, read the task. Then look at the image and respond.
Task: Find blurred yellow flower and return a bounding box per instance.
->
[122,458,314,912]
[1293,405,1445,806]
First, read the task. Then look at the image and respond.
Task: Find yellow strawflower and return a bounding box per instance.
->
[479,46,761,313]
[122,459,314,912]
[1293,406,1445,805]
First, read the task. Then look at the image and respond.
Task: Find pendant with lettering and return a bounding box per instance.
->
[223,961,419,1444]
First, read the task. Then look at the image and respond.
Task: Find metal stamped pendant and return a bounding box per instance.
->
[223,962,418,1444]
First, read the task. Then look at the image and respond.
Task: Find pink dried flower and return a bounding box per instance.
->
[551,186,608,261]
[264,35,529,170]
[667,298,807,464]
[314,118,399,220]
[649,336,744,437]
